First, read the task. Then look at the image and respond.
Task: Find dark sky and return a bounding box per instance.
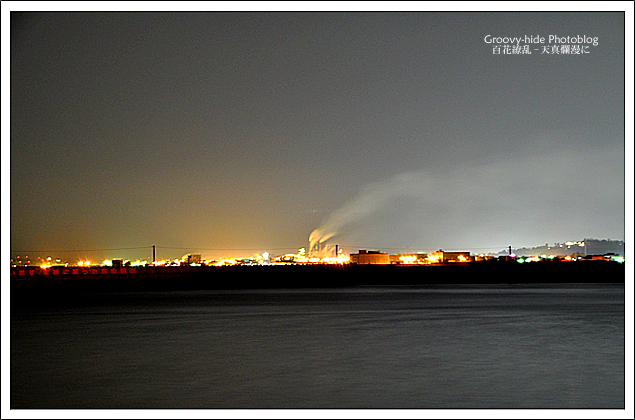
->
[9,11,626,261]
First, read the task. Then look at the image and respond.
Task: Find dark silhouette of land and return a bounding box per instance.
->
[11,260,625,310]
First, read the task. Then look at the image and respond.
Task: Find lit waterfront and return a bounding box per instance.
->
[10,244,625,273]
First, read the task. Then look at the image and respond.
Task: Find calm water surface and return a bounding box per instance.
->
[11,284,624,408]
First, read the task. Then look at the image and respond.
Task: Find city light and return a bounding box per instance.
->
[214,258,238,267]
[399,255,418,264]
[11,241,625,272]
[130,260,147,267]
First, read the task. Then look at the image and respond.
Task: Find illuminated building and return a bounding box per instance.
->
[182,254,202,265]
[391,254,428,265]
[428,250,472,263]
[350,250,391,265]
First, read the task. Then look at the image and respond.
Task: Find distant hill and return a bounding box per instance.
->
[500,239,625,257]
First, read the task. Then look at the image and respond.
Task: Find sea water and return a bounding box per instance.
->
[11,284,625,408]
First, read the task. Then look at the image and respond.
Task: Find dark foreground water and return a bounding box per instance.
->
[11,284,624,409]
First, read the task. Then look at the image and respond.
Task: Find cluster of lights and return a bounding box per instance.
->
[564,241,585,247]
[210,248,351,267]
[515,255,625,264]
[397,255,430,265]
[516,255,566,263]
[278,248,350,265]
[214,258,239,267]
[398,255,418,264]
[518,256,541,263]
[14,245,625,270]
[315,253,351,265]
[23,251,472,268]
[38,256,54,269]
[100,259,149,267]
[12,255,32,266]
[396,253,469,265]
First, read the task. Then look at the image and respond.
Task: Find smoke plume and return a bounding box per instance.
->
[309,145,623,255]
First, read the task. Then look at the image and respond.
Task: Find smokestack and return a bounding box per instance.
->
[335,244,338,257]
[152,245,156,263]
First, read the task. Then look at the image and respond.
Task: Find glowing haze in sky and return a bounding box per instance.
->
[9,11,626,261]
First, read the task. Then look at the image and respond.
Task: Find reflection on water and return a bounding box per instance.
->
[11,284,624,408]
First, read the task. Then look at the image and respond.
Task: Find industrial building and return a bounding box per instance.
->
[350,250,391,265]
[182,254,202,265]
[350,249,473,265]
[428,249,473,263]
[391,254,428,264]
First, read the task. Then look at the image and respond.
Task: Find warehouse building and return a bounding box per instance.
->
[428,249,473,263]
[350,250,391,265]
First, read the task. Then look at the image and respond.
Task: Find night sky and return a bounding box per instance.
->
[9,11,627,261]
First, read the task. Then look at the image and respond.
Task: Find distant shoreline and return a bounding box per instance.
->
[10,261,625,295]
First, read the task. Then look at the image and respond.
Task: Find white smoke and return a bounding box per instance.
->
[309,145,624,254]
